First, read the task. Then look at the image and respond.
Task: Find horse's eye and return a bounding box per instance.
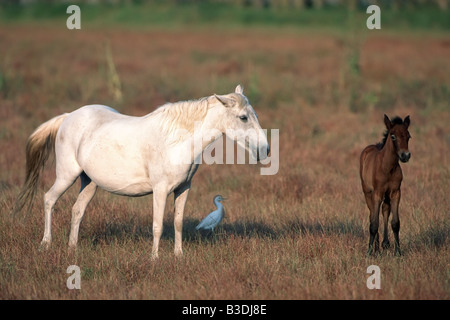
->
[391,134,396,141]
[239,115,248,122]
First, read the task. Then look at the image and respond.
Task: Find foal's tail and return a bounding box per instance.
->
[13,113,69,217]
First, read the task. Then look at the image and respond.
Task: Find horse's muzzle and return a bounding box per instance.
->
[399,152,411,163]
[257,144,270,161]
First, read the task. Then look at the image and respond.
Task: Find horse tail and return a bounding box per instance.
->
[13,113,69,217]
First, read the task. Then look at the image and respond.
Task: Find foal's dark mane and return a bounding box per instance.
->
[376,116,404,150]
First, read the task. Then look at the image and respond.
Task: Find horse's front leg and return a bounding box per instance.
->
[368,193,382,256]
[151,187,168,260]
[381,193,391,249]
[390,189,402,256]
[173,183,191,257]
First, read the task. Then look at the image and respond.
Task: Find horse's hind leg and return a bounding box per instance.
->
[381,193,391,249]
[41,173,80,250]
[68,172,97,249]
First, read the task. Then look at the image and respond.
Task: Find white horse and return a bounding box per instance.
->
[14,85,269,258]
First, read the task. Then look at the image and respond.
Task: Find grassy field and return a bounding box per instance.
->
[0,5,449,300]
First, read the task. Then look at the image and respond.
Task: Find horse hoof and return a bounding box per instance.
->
[382,241,390,249]
[151,253,159,261]
[174,250,183,258]
[39,241,51,251]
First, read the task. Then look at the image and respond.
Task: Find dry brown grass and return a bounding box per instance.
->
[0,24,449,300]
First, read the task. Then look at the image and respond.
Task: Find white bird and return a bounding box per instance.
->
[196,195,226,231]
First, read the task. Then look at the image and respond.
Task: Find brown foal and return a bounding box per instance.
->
[360,114,411,256]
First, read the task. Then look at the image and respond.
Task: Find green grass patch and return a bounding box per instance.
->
[1,2,449,31]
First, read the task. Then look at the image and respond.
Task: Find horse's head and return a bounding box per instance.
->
[213,85,270,161]
[384,114,411,163]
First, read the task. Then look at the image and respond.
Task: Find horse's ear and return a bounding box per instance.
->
[214,94,236,108]
[235,84,244,94]
[384,114,392,130]
[404,115,410,128]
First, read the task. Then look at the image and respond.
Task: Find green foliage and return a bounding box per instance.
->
[0,2,449,30]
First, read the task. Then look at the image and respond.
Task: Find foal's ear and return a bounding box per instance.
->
[404,115,410,128]
[214,94,236,108]
[383,114,392,130]
[235,84,244,94]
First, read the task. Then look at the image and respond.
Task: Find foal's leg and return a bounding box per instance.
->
[363,192,373,211]
[173,183,190,257]
[381,193,391,249]
[363,191,376,255]
[390,189,402,256]
[151,186,169,259]
[368,193,382,256]
[68,172,97,248]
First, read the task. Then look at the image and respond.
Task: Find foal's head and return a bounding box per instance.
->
[384,114,411,163]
